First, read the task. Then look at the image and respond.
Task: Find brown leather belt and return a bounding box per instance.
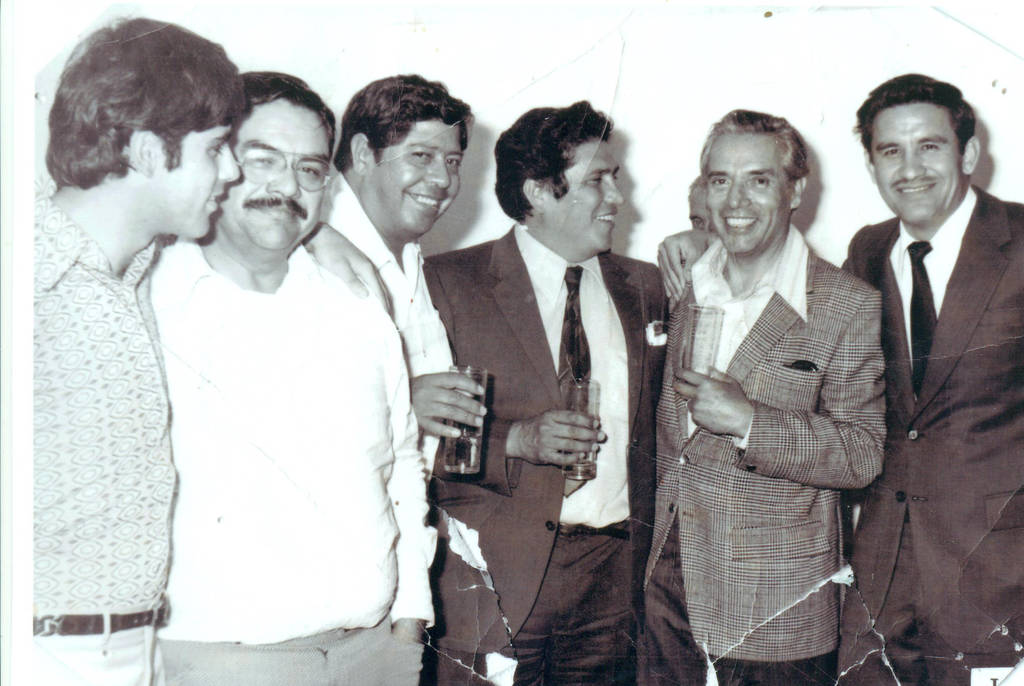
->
[34,604,168,636]
[557,520,631,540]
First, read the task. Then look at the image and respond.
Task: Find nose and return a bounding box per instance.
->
[899,149,925,179]
[217,146,240,183]
[726,180,747,208]
[267,161,301,198]
[425,156,453,190]
[604,176,624,206]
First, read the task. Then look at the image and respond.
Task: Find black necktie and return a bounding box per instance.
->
[908,241,936,396]
[558,266,591,384]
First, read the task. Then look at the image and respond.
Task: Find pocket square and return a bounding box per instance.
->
[646,320,667,346]
[783,359,819,371]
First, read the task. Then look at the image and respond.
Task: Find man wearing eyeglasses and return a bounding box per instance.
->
[150,72,433,686]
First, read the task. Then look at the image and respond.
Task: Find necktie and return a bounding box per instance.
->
[559,266,591,496]
[558,266,591,383]
[908,241,936,396]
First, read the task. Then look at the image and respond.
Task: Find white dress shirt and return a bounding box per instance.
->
[328,178,454,466]
[514,226,630,527]
[152,242,434,644]
[690,226,810,442]
[890,188,976,358]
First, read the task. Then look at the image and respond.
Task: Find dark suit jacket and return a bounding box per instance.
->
[841,188,1024,655]
[423,229,666,654]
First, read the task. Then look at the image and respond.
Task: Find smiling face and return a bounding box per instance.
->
[705,133,804,267]
[355,119,463,254]
[529,139,624,263]
[866,102,979,240]
[215,99,330,260]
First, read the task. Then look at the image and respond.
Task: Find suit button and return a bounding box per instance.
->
[908,429,919,440]
[895,491,907,502]
[668,503,676,513]
[745,464,757,472]
[631,439,640,448]
[545,521,556,531]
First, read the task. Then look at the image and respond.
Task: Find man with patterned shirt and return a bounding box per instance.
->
[33,17,244,685]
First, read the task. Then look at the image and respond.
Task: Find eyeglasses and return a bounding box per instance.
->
[235,147,332,192]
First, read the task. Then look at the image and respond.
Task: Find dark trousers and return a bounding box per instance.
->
[839,518,1020,686]
[431,526,635,686]
[641,517,838,686]
[639,516,708,686]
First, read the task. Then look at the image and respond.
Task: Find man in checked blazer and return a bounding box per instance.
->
[837,75,1024,685]
[640,110,886,686]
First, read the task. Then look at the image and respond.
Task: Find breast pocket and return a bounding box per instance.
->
[746,364,825,411]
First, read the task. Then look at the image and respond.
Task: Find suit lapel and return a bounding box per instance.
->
[914,190,1012,415]
[600,254,645,433]
[870,222,916,427]
[726,294,801,387]
[489,231,562,407]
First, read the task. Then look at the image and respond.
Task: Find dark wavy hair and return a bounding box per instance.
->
[334,74,471,172]
[855,73,975,156]
[699,109,810,184]
[494,101,614,222]
[236,72,336,153]
[46,17,244,190]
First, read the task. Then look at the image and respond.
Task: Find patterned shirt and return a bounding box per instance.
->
[34,179,174,614]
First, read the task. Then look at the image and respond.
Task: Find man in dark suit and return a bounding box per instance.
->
[837,74,1024,685]
[641,110,886,686]
[424,101,665,685]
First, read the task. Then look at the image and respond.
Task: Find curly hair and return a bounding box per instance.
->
[494,101,613,222]
[46,17,244,190]
[334,74,471,172]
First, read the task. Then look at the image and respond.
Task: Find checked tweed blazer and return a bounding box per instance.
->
[646,253,886,662]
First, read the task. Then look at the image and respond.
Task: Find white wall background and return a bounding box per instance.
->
[23,3,1024,267]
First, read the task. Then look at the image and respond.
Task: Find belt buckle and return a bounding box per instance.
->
[35,615,64,637]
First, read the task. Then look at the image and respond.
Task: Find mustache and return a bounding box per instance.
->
[242,196,308,220]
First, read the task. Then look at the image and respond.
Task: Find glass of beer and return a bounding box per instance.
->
[560,377,600,481]
[441,365,489,474]
[681,304,724,374]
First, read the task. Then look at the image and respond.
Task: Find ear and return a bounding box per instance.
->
[789,176,808,210]
[523,178,549,216]
[350,133,376,175]
[127,130,167,177]
[960,136,981,176]
[863,149,878,185]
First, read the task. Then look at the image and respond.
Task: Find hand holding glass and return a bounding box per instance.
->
[441,366,488,474]
[681,304,724,374]
[560,378,600,481]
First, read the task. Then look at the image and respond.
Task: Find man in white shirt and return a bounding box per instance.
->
[152,71,433,686]
[312,75,486,463]
[641,110,885,686]
[838,74,1024,686]
[423,101,667,685]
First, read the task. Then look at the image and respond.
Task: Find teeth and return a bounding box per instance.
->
[900,185,931,194]
[409,194,442,209]
[597,214,615,222]
[726,218,756,229]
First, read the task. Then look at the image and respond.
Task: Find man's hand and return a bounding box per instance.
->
[391,617,426,644]
[657,229,711,301]
[673,368,753,438]
[305,222,390,309]
[506,410,605,466]
[412,372,486,437]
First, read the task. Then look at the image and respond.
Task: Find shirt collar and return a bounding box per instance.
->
[896,186,976,258]
[692,226,809,321]
[330,176,423,277]
[514,224,602,300]
[35,177,156,292]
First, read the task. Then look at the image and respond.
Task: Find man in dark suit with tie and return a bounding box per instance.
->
[837,74,1024,685]
[423,101,665,685]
